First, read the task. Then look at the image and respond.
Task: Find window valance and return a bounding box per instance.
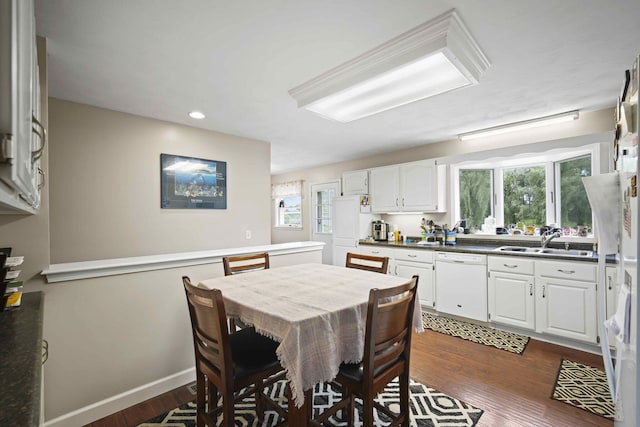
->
[271,180,302,199]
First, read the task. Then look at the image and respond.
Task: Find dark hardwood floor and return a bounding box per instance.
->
[85,329,613,427]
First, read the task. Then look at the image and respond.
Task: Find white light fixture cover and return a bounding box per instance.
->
[188,111,205,119]
[288,9,490,122]
[458,110,580,141]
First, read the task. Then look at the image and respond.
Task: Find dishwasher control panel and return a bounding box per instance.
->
[435,252,487,265]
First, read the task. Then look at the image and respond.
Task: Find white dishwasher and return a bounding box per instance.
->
[435,252,488,322]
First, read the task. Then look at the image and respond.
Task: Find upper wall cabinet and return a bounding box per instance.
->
[341,169,369,195]
[369,159,445,213]
[0,0,45,213]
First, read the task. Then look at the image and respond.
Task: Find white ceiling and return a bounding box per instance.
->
[35,0,640,174]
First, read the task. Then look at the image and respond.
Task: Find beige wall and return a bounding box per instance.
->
[48,99,272,263]
[14,98,275,423]
[271,108,615,243]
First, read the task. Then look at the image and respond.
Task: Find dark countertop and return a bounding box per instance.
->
[359,239,617,263]
[0,291,44,427]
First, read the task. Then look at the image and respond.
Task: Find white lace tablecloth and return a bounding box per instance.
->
[198,263,423,407]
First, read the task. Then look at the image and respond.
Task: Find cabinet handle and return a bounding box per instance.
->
[402,198,405,207]
[31,114,47,164]
[371,251,379,254]
[529,283,533,296]
[503,264,518,269]
[608,275,613,290]
[408,254,417,258]
[542,285,546,298]
[42,339,49,365]
[396,198,399,207]
[37,168,45,190]
[557,269,575,275]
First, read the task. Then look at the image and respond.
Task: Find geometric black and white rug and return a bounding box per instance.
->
[422,312,529,355]
[551,359,615,420]
[138,378,483,426]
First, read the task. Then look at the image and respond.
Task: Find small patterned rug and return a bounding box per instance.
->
[138,378,483,427]
[422,312,529,354]
[551,359,614,420]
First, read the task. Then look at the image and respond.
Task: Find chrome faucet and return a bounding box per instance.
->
[541,230,561,248]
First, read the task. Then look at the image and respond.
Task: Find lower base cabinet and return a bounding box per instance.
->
[488,256,535,330]
[535,260,598,343]
[395,249,435,309]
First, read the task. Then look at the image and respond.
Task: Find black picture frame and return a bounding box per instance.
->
[160,153,227,209]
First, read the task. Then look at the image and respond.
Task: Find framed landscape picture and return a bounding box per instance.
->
[160,153,227,209]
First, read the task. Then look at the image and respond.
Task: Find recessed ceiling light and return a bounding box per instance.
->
[189,111,205,119]
[288,9,490,122]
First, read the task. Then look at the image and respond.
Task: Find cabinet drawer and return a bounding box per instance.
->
[358,246,395,258]
[394,248,433,263]
[488,256,534,275]
[536,260,596,282]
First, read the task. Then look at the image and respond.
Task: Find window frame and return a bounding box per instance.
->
[274,195,302,229]
[452,145,599,233]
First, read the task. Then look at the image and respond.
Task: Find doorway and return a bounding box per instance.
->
[310,180,340,264]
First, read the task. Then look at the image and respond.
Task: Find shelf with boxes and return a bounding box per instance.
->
[1,248,24,310]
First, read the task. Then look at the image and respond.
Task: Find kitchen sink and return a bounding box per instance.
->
[494,246,593,258]
[495,246,541,253]
[538,248,594,257]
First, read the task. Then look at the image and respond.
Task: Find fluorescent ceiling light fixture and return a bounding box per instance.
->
[288,9,490,122]
[188,111,205,119]
[458,110,580,141]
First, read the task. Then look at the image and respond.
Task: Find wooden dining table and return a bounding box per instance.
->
[198,262,424,426]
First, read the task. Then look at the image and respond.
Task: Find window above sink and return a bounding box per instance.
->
[452,144,600,237]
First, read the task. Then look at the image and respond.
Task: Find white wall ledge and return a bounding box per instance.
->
[41,241,325,283]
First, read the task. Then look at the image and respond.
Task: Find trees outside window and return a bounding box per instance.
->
[457,153,592,232]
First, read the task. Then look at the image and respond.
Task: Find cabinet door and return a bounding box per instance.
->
[369,165,400,213]
[396,260,435,308]
[342,170,368,196]
[0,0,39,209]
[535,277,597,343]
[488,271,535,330]
[400,160,437,211]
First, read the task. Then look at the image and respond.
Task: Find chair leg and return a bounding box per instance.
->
[362,390,375,427]
[196,370,205,427]
[399,373,410,427]
[221,386,234,427]
[255,378,265,420]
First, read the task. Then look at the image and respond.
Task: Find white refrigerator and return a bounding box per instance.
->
[585,55,639,426]
[332,196,379,266]
[614,55,639,427]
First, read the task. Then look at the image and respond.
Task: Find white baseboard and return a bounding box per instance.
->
[44,368,196,427]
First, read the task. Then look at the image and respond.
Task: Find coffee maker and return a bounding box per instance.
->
[371,220,389,241]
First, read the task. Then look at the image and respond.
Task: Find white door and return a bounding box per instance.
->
[311,181,340,265]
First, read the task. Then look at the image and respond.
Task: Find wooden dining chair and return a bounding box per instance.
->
[345,252,389,274]
[182,276,287,427]
[311,275,419,427]
[222,252,270,331]
[223,252,270,275]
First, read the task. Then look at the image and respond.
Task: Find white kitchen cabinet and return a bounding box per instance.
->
[394,248,435,309]
[488,256,535,330]
[535,260,597,343]
[369,159,445,213]
[369,165,400,212]
[0,0,44,213]
[342,170,369,196]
